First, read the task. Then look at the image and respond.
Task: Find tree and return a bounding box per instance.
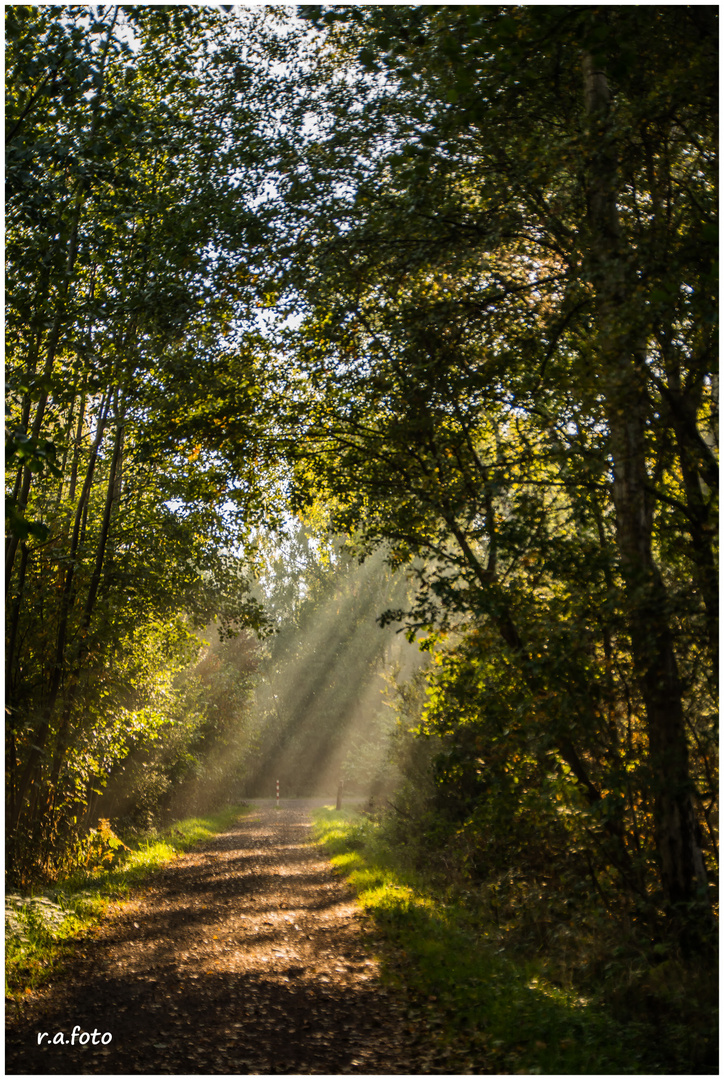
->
[252,5,717,935]
[5,5,272,881]
[240,524,411,799]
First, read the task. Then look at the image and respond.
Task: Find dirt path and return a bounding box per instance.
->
[6,801,426,1075]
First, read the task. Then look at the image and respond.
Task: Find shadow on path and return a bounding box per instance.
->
[6,801,422,1075]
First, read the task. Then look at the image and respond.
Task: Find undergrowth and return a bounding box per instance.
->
[5,805,249,1000]
[312,806,718,1075]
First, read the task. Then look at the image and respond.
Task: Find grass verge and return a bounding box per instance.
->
[5,805,249,1000]
[312,806,696,1075]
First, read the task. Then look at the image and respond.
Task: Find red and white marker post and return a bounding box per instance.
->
[276,779,279,808]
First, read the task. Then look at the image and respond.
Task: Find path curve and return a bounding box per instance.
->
[6,800,424,1075]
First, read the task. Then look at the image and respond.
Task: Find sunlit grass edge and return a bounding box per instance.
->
[5,804,250,1000]
[312,806,650,1075]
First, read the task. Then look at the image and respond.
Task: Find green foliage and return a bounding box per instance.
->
[8,611,213,882]
[5,5,274,883]
[152,626,262,821]
[7,1,717,995]
[258,3,718,936]
[240,526,415,799]
[313,807,718,1074]
[5,804,250,999]
[75,817,130,870]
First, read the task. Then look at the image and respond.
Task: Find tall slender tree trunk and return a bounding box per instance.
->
[5,7,119,591]
[8,391,112,846]
[582,53,708,921]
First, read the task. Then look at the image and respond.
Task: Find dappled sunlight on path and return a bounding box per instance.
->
[6,801,424,1075]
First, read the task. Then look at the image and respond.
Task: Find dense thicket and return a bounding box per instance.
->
[6,5,718,960]
[257,4,718,946]
[5,5,272,882]
[94,529,413,825]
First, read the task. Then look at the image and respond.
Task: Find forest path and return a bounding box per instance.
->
[6,801,425,1075]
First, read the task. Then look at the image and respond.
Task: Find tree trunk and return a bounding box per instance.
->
[9,391,111,839]
[5,7,119,591]
[582,52,708,919]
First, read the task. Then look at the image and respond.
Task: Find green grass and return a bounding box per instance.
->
[5,805,250,1000]
[312,807,696,1075]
